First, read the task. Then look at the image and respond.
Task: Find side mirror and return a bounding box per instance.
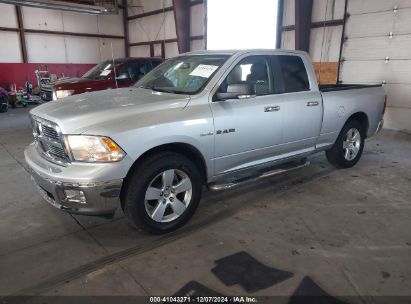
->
[215,83,255,101]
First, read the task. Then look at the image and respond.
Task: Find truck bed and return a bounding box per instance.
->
[319,84,382,92]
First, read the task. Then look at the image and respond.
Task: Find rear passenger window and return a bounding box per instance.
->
[278,55,310,93]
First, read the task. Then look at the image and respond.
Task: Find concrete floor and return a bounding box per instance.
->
[0,106,410,303]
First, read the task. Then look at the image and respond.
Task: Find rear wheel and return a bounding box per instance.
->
[122,152,202,234]
[326,120,365,168]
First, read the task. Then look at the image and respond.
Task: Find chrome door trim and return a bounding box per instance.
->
[306,101,319,107]
[264,106,280,112]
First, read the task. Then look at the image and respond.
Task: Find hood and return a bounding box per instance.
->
[30,88,190,134]
[46,77,104,90]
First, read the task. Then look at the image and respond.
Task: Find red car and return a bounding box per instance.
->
[41,57,163,101]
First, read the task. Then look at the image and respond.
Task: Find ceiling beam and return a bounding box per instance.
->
[281,19,344,32]
[337,0,349,84]
[15,5,28,63]
[127,6,173,21]
[0,27,19,32]
[127,0,202,21]
[123,0,129,57]
[24,28,124,39]
[0,26,125,39]
[173,0,190,54]
[129,38,178,47]
[128,36,203,47]
[295,0,313,52]
[276,0,284,49]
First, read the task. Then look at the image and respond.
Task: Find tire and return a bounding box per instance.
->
[0,95,9,113]
[122,152,202,234]
[326,119,365,168]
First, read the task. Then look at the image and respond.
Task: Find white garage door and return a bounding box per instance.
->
[339,0,411,131]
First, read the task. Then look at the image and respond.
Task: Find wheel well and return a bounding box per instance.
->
[347,112,369,137]
[121,143,207,199]
[120,143,208,207]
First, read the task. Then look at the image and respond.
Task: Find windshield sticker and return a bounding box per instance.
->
[100,70,111,77]
[189,65,219,78]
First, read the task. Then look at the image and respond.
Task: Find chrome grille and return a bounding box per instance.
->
[44,143,67,159]
[41,124,59,140]
[31,116,69,165]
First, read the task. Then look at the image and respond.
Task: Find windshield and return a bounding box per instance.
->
[136,55,229,94]
[83,60,118,80]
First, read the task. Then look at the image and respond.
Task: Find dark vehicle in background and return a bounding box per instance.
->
[41,57,163,101]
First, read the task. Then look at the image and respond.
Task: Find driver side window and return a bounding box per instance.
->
[117,62,152,81]
[218,56,274,97]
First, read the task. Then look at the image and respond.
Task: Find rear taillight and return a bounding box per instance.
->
[382,96,387,115]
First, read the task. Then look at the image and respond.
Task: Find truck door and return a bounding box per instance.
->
[210,55,284,175]
[273,55,322,156]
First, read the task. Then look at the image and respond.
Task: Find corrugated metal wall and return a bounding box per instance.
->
[127,0,205,58]
[281,0,345,84]
[0,3,125,64]
[281,0,411,131]
[0,4,21,63]
[340,0,411,131]
[280,0,295,50]
[128,0,178,57]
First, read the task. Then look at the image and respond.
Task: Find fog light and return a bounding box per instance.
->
[64,190,86,204]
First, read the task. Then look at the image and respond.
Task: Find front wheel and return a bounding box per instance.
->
[326,120,365,168]
[122,152,202,234]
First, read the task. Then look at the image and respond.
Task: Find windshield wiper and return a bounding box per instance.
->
[141,85,185,95]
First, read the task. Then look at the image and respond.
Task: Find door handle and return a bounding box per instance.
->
[307,101,319,107]
[264,106,280,112]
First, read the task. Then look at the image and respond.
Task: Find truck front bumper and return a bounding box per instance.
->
[24,143,124,216]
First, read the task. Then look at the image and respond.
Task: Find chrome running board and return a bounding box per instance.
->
[208,160,310,191]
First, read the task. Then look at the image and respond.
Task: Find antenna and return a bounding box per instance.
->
[111,41,118,89]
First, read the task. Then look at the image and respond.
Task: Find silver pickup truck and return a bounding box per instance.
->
[25,50,386,234]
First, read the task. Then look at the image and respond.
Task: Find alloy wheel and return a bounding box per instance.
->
[343,128,361,161]
[144,169,192,223]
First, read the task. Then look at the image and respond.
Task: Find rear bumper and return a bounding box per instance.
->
[25,143,123,215]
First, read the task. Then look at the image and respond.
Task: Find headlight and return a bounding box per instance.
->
[66,135,126,162]
[55,90,74,99]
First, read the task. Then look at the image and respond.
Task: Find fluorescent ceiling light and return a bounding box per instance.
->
[0,0,109,14]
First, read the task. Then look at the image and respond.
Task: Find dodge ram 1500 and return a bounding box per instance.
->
[25,50,386,234]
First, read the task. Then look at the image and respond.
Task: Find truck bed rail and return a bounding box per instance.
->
[319,84,382,92]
